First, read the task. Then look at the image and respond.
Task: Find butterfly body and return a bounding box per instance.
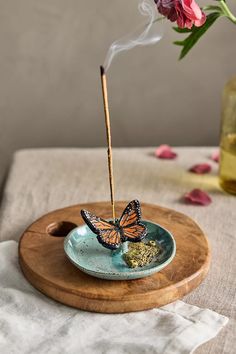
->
[81,200,147,250]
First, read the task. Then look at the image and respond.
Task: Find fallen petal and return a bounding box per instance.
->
[211,151,220,163]
[184,189,212,206]
[189,163,212,174]
[155,145,177,159]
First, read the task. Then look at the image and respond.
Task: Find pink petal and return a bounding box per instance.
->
[155,145,177,159]
[194,11,206,27]
[182,0,202,20]
[211,151,220,163]
[189,163,212,174]
[184,189,212,206]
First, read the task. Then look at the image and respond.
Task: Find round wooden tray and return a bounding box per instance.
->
[19,202,211,313]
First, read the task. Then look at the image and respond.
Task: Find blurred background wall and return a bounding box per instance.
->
[0,0,236,179]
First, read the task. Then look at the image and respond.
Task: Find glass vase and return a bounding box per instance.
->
[219,77,236,195]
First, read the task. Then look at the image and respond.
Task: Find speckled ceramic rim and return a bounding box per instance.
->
[64,220,176,280]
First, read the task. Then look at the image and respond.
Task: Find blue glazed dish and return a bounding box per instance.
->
[64,220,176,280]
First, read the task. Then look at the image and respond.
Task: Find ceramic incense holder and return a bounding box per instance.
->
[64,200,176,280]
[64,219,176,280]
[63,200,176,280]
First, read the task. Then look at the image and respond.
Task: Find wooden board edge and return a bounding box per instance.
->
[19,252,210,314]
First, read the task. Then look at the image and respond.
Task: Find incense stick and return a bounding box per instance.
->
[100,66,116,220]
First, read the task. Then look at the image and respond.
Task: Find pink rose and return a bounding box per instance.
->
[155,0,206,29]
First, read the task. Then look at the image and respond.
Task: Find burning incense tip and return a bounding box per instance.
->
[100,65,105,76]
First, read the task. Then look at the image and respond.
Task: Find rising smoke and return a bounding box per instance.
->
[103,0,163,72]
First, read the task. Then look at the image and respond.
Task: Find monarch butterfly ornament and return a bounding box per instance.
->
[81,200,147,250]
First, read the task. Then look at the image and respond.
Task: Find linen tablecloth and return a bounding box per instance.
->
[0,147,235,353]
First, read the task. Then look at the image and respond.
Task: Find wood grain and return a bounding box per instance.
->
[18,202,211,313]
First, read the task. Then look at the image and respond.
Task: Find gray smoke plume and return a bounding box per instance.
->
[103,0,163,72]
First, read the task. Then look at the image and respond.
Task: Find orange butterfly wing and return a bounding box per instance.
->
[81,210,121,249]
[122,224,147,241]
[81,200,147,249]
[119,200,147,242]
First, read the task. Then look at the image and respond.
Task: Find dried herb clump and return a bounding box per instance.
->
[124,240,161,268]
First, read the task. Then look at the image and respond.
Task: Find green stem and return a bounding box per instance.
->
[220,0,236,24]
[203,5,222,12]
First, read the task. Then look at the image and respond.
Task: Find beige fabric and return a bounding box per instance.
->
[0,240,228,354]
[0,147,235,353]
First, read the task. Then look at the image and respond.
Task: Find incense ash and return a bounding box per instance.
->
[124,240,162,268]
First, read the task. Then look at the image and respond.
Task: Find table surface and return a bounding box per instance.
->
[0,147,235,353]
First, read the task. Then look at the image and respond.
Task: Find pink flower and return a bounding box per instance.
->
[184,189,212,206]
[189,163,212,174]
[155,0,206,29]
[211,151,220,163]
[155,145,177,159]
